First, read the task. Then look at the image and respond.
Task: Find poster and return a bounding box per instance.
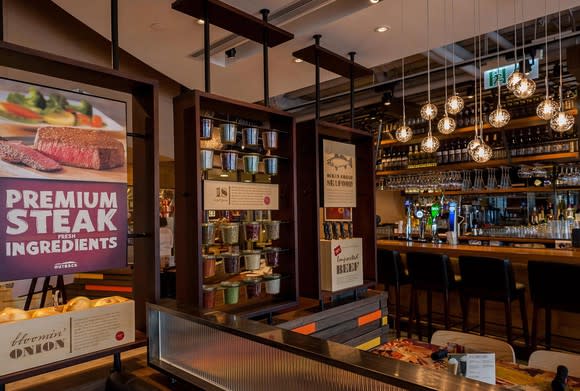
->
[322,139,356,208]
[319,238,363,292]
[0,78,128,281]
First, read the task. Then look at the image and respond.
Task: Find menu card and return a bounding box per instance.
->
[465,353,496,385]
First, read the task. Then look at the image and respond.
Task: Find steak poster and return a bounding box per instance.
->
[0,78,128,281]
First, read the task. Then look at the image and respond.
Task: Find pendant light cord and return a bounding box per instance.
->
[521,0,526,74]
[402,1,406,124]
[473,0,479,139]
[496,0,501,107]
[444,0,448,114]
[513,0,518,69]
[545,0,550,98]
[426,0,431,104]
[558,0,564,107]
[451,0,457,93]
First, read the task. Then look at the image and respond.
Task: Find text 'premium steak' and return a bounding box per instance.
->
[34,127,125,170]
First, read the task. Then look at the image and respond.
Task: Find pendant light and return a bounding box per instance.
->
[537,0,558,120]
[550,0,575,132]
[420,0,439,152]
[513,0,536,98]
[489,0,511,128]
[470,0,492,163]
[507,0,525,91]
[438,0,456,135]
[445,0,464,115]
[468,4,483,157]
[396,2,413,142]
[420,0,437,121]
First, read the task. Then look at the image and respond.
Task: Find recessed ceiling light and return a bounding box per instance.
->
[369,0,381,4]
[375,26,391,33]
[293,58,303,63]
[197,19,205,25]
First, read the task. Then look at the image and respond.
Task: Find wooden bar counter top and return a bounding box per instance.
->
[376,239,580,350]
[377,239,580,265]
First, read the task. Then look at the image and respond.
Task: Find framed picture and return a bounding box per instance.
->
[325,207,352,221]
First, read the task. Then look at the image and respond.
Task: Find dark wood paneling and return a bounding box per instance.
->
[171,0,293,47]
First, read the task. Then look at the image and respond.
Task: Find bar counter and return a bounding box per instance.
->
[376,240,580,349]
[377,240,580,265]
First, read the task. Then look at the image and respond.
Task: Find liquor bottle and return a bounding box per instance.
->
[454,140,462,163]
[442,141,449,164]
[462,139,469,162]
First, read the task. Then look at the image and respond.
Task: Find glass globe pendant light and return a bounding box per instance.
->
[513,1,536,99]
[472,136,493,163]
[445,0,464,115]
[536,1,558,120]
[421,121,440,153]
[488,6,511,129]
[420,0,437,121]
[396,45,413,142]
[550,3,575,132]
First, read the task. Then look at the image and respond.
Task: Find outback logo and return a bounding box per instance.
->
[9,329,67,359]
[334,245,342,256]
[54,261,78,270]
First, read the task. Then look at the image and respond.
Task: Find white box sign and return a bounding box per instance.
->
[204,180,279,210]
[320,238,363,292]
[0,300,134,376]
[323,139,356,208]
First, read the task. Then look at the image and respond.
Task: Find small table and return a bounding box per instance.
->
[370,339,580,390]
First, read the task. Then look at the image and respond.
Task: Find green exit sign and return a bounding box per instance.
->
[484,59,539,90]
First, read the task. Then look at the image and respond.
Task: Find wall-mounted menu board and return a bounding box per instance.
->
[0,78,128,281]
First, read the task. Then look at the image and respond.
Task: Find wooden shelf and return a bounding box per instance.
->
[292,45,373,79]
[405,186,580,197]
[380,109,579,146]
[377,152,579,176]
[458,235,558,244]
[172,0,294,47]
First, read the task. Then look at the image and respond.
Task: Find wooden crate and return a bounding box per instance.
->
[277,291,389,350]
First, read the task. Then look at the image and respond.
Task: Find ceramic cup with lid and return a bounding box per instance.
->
[222,253,240,274]
[263,220,280,241]
[202,254,217,278]
[220,123,237,144]
[244,277,262,299]
[221,281,240,304]
[220,151,238,172]
[243,154,260,174]
[200,149,214,171]
[263,157,278,175]
[201,118,213,139]
[202,285,216,308]
[242,127,259,147]
[202,222,216,245]
[221,223,239,244]
[264,247,281,267]
[264,273,281,294]
[262,130,278,150]
[242,250,262,270]
[243,221,261,242]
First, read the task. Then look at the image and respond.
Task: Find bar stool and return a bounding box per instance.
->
[406,252,459,340]
[377,249,410,338]
[528,261,580,350]
[458,256,529,347]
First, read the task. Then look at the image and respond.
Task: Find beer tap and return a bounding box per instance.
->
[431,200,442,244]
[404,200,413,241]
[416,205,427,242]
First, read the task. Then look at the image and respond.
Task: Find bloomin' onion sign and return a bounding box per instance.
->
[0,78,128,281]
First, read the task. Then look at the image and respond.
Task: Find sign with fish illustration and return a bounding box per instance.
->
[0,77,128,281]
[323,139,356,208]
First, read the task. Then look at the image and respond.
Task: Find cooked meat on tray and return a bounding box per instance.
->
[34,127,125,170]
[0,140,62,172]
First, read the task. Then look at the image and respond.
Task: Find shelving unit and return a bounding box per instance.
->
[173,90,298,318]
[377,152,579,176]
[404,186,580,197]
[296,120,376,301]
[380,109,578,146]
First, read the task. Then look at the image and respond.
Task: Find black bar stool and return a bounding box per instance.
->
[528,261,580,350]
[377,249,410,338]
[458,256,529,347]
[407,252,459,340]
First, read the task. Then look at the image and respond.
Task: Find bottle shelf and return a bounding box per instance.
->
[403,186,580,197]
[377,152,579,176]
[380,109,578,146]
